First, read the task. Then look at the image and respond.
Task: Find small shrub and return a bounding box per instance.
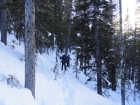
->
[0,74,22,88]
[51,64,61,80]
[7,74,22,88]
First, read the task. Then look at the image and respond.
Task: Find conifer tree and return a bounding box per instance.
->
[72,0,93,75]
[72,0,115,95]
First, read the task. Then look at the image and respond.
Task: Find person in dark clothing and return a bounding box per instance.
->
[60,54,66,70]
[66,55,71,67]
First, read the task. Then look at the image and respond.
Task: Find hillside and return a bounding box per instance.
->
[0,34,138,105]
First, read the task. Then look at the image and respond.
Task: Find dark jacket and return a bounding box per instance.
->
[61,55,67,63]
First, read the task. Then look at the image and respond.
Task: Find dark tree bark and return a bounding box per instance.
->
[110,0,116,91]
[0,0,1,30]
[111,65,116,91]
[119,0,125,105]
[95,25,102,95]
[65,0,72,56]
[1,0,7,45]
[94,2,102,95]
[25,0,36,98]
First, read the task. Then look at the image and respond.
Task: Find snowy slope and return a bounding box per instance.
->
[0,34,134,105]
[35,53,120,105]
[0,35,36,105]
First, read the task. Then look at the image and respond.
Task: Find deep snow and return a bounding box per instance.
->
[0,34,139,105]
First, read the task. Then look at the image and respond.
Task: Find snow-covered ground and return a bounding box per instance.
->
[0,34,139,105]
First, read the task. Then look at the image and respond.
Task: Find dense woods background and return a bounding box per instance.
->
[0,0,140,104]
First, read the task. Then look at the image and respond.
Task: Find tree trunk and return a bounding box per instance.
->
[94,2,102,95]
[131,54,135,82]
[119,0,125,105]
[76,49,79,78]
[111,64,116,91]
[0,0,1,30]
[65,0,72,56]
[95,26,102,95]
[25,0,36,98]
[1,0,7,45]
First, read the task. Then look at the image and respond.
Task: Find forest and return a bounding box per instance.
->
[0,0,140,105]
